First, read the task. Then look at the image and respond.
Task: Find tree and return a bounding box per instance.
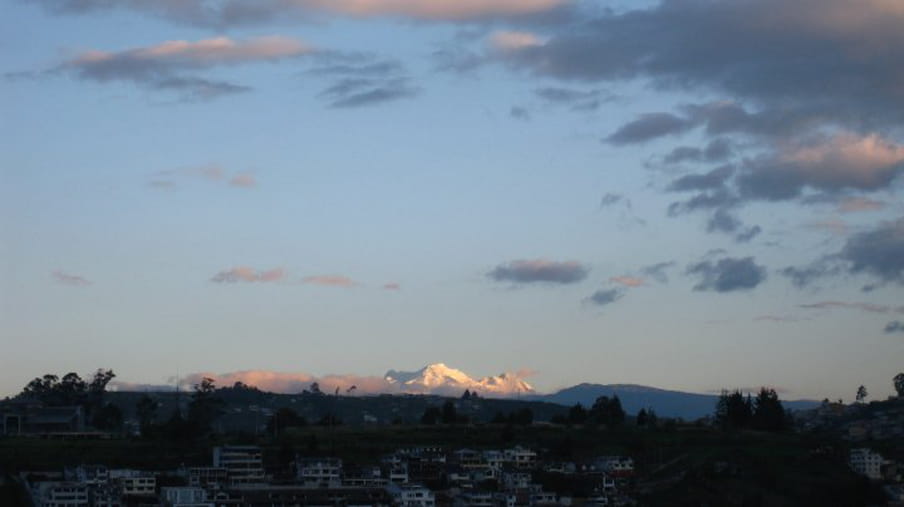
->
[715,390,753,429]
[567,404,588,424]
[92,403,123,431]
[267,408,307,435]
[894,373,904,397]
[590,396,625,427]
[441,400,458,424]
[856,385,868,403]
[308,382,322,396]
[420,406,441,425]
[636,408,648,427]
[462,389,472,400]
[136,395,157,434]
[187,377,224,434]
[751,388,786,432]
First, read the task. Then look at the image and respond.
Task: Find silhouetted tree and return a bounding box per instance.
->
[441,400,458,424]
[590,396,625,427]
[715,390,753,429]
[267,407,307,435]
[567,404,588,424]
[894,373,904,397]
[421,406,441,425]
[91,403,123,431]
[462,390,472,400]
[187,377,225,434]
[751,388,786,432]
[308,382,322,396]
[136,395,157,434]
[636,408,648,427]
[856,385,868,403]
[317,414,341,426]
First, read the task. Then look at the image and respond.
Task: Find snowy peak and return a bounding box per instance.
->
[384,363,534,397]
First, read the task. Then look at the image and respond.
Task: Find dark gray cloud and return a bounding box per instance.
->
[488,259,589,285]
[154,76,251,101]
[534,87,609,111]
[308,53,419,108]
[686,256,766,292]
[510,106,531,120]
[319,77,418,108]
[600,192,626,208]
[668,165,734,192]
[587,288,624,307]
[499,0,904,130]
[667,189,739,215]
[779,260,843,289]
[604,112,695,145]
[640,261,675,283]
[840,217,904,285]
[885,321,904,334]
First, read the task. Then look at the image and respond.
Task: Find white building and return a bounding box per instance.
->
[213,446,266,484]
[849,448,885,480]
[387,484,435,507]
[504,447,538,469]
[296,458,343,488]
[31,482,89,507]
[161,486,213,507]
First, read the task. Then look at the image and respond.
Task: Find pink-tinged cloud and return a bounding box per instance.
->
[800,301,904,314]
[610,276,645,288]
[780,133,904,190]
[383,282,401,290]
[211,266,287,283]
[303,0,566,20]
[489,30,547,51]
[229,173,256,188]
[70,36,312,72]
[303,275,357,287]
[51,270,92,287]
[838,197,885,213]
[755,315,809,323]
[806,219,848,235]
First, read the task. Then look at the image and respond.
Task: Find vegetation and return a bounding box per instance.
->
[715,388,788,432]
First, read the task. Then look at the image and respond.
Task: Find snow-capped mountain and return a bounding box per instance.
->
[384,363,534,397]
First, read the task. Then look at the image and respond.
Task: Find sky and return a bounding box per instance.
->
[2,0,903,402]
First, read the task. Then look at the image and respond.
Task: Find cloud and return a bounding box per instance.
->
[885,321,904,334]
[686,256,766,292]
[151,165,257,189]
[534,87,607,111]
[229,173,256,187]
[668,165,735,193]
[26,0,569,27]
[211,266,286,283]
[755,315,808,323]
[302,275,357,287]
[600,193,626,208]
[510,106,531,121]
[318,77,418,108]
[57,36,311,100]
[488,259,589,285]
[839,217,904,285]
[610,276,644,288]
[640,261,675,283]
[382,282,401,290]
[605,113,696,145]
[799,301,904,314]
[51,270,92,287]
[586,288,624,307]
[737,134,904,200]
[838,197,886,214]
[489,30,547,52]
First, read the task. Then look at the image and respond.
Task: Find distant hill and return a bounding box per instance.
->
[530,383,820,420]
